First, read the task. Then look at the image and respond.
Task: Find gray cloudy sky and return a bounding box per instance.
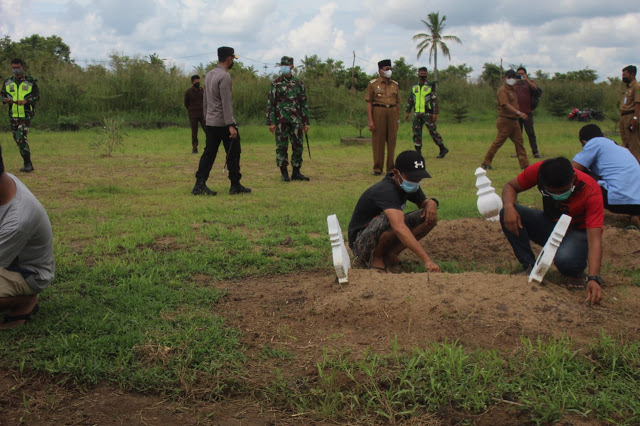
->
[1,0,637,80]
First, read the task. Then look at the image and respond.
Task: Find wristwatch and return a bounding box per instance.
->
[633,116,638,120]
[586,275,603,286]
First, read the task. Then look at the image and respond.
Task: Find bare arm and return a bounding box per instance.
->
[571,161,587,172]
[585,228,603,304]
[384,208,440,272]
[502,177,524,236]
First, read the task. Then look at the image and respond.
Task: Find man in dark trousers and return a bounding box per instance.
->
[514,67,541,158]
[192,47,251,196]
[184,75,205,154]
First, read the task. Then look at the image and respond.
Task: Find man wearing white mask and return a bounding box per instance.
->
[481,69,530,170]
[365,59,401,175]
[266,56,310,182]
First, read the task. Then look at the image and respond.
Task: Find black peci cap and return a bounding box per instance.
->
[378,59,391,68]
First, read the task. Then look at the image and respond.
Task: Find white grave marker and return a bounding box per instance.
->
[528,214,572,283]
[475,167,503,222]
[327,214,350,284]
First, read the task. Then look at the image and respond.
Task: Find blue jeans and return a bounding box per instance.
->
[499,205,588,276]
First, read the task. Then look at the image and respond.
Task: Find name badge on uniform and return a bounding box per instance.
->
[624,97,627,104]
[22,85,28,91]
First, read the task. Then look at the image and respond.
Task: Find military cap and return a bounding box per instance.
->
[279,56,294,66]
[378,59,391,69]
[218,46,238,60]
[505,69,517,78]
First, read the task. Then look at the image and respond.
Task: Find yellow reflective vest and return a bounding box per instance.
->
[4,79,35,119]
[411,84,434,113]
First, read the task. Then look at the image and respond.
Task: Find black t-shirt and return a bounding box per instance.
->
[347,173,427,247]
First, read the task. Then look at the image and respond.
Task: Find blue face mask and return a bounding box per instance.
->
[280,65,291,75]
[400,177,420,193]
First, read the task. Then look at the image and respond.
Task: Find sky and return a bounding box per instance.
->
[0,0,637,81]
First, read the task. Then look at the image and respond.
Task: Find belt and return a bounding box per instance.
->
[498,115,518,121]
[373,104,396,108]
[621,110,635,116]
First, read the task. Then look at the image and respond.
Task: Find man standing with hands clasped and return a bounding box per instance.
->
[266,56,310,182]
[192,46,251,196]
[365,59,400,176]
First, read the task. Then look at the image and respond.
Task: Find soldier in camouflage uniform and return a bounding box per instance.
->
[1,59,40,173]
[405,67,448,159]
[266,56,310,182]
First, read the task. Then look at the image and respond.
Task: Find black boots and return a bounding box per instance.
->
[20,155,34,173]
[229,183,251,195]
[437,146,449,159]
[280,165,290,182]
[291,167,310,181]
[191,179,217,196]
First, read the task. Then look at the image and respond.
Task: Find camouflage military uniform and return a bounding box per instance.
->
[405,82,446,152]
[266,68,309,168]
[2,75,40,161]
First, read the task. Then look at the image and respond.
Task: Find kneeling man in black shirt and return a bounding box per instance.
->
[348,150,441,273]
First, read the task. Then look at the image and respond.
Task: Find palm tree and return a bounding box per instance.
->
[412,12,462,81]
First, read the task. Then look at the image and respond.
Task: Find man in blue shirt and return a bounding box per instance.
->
[572,124,640,229]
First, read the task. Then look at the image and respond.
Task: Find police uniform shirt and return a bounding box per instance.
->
[620,80,640,113]
[497,83,519,118]
[365,77,400,107]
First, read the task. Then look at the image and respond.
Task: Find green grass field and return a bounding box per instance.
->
[1,119,638,423]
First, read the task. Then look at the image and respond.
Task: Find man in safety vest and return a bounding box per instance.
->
[1,59,40,173]
[405,67,448,159]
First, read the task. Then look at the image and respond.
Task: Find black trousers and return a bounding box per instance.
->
[602,188,640,215]
[518,114,538,154]
[195,125,242,185]
[189,116,206,149]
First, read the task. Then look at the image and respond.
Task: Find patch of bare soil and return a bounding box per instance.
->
[1,218,638,425]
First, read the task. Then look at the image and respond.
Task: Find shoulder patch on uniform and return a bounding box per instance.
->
[391,80,398,85]
[370,78,378,83]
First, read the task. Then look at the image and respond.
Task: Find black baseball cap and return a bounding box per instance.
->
[395,150,431,181]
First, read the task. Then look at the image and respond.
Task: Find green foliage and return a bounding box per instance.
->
[438,64,473,82]
[480,62,504,89]
[552,68,599,82]
[90,116,127,157]
[412,11,462,81]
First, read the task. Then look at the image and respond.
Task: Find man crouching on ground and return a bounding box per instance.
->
[0,145,54,329]
[348,150,441,273]
[500,157,603,304]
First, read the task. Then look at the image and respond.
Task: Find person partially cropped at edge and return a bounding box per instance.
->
[0,145,54,329]
[572,124,640,230]
[348,150,441,273]
[500,157,604,304]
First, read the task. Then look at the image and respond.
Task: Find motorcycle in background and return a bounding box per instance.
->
[568,107,605,121]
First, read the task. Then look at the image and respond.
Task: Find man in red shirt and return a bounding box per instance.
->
[500,157,604,304]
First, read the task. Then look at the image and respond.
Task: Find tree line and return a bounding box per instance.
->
[0,34,625,132]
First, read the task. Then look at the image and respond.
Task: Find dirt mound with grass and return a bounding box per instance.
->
[2,218,638,424]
